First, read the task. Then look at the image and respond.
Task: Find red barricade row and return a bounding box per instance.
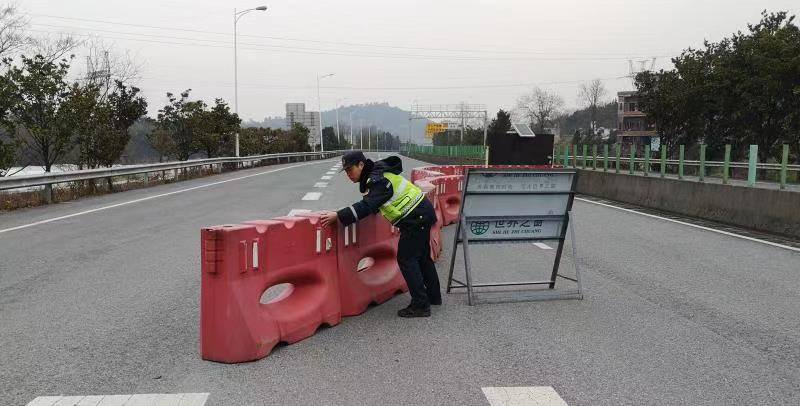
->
[200,162,557,363]
[200,214,341,363]
[336,214,407,316]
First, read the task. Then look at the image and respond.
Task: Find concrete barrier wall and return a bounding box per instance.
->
[576,170,800,238]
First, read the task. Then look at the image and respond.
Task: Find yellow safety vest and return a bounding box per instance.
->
[379,172,424,225]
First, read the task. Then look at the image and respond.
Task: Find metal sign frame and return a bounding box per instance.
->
[446,167,583,305]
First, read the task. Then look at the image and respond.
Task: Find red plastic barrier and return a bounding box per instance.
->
[200,214,341,363]
[435,175,464,226]
[336,214,408,316]
[417,180,443,262]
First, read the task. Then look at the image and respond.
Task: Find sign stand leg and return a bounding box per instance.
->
[446,218,462,293]
[548,212,570,289]
[460,218,475,306]
[568,211,584,299]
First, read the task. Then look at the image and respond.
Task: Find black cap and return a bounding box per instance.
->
[340,150,366,171]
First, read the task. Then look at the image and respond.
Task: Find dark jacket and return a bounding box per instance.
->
[336,156,436,229]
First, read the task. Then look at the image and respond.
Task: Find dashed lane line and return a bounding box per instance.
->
[481,387,568,406]
[321,175,332,180]
[533,242,553,250]
[302,192,322,201]
[287,209,312,216]
[314,182,328,188]
[26,393,209,406]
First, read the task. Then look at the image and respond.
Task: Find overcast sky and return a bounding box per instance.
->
[19,0,800,121]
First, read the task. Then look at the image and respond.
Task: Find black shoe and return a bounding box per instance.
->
[397,306,431,318]
[430,300,442,306]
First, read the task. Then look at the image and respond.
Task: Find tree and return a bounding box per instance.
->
[487,109,512,141]
[0,133,17,176]
[578,79,607,133]
[636,11,800,161]
[154,90,201,161]
[193,99,240,158]
[321,126,340,151]
[0,55,76,173]
[239,126,277,156]
[288,123,311,152]
[517,87,564,133]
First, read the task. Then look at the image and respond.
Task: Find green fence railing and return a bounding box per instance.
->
[403,144,487,160]
[555,143,799,189]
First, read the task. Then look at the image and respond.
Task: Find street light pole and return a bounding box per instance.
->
[349,111,353,147]
[233,5,267,157]
[317,73,334,152]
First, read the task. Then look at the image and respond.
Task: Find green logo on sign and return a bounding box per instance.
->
[470,221,490,235]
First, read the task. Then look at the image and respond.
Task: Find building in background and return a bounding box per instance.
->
[617,91,657,149]
[285,103,320,147]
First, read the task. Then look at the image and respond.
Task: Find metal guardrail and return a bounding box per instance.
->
[0,150,347,192]
[565,155,800,171]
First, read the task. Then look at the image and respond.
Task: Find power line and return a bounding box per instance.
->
[28,13,674,58]
[29,27,671,62]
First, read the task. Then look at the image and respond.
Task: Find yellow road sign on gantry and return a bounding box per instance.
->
[425,123,448,138]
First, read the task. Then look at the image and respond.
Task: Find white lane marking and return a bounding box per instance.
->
[325,171,336,175]
[533,242,553,250]
[288,209,312,216]
[26,393,209,406]
[314,182,328,188]
[321,175,332,180]
[576,197,800,253]
[302,192,322,201]
[481,387,567,406]
[0,160,333,235]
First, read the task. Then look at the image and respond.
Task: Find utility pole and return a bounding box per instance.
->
[233,6,267,157]
[349,112,354,147]
[368,125,371,151]
[360,119,364,150]
[335,101,341,147]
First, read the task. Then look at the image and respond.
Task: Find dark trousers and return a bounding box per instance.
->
[397,217,441,309]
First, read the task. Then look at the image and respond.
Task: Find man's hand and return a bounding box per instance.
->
[320,211,338,228]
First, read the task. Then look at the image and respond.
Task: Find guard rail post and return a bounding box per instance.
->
[780,144,789,190]
[629,144,636,175]
[592,145,598,170]
[660,146,666,178]
[747,144,758,187]
[679,145,685,180]
[572,145,578,168]
[644,145,651,177]
[699,144,706,182]
[723,145,731,184]
[615,144,621,174]
[582,145,587,169]
[603,144,608,172]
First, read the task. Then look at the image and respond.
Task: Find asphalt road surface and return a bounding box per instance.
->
[1,154,798,405]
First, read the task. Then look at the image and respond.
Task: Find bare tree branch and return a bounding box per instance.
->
[516,87,565,133]
[578,78,607,133]
[0,2,31,58]
[82,38,144,98]
[30,33,83,63]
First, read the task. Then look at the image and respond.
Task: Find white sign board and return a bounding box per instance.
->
[466,172,574,194]
[465,218,564,241]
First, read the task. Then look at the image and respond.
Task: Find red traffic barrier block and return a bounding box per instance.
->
[416,180,443,262]
[435,175,464,226]
[336,214,407,316]
[200,214,341,363]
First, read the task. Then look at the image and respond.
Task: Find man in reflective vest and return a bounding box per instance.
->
[321,151,441,318]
